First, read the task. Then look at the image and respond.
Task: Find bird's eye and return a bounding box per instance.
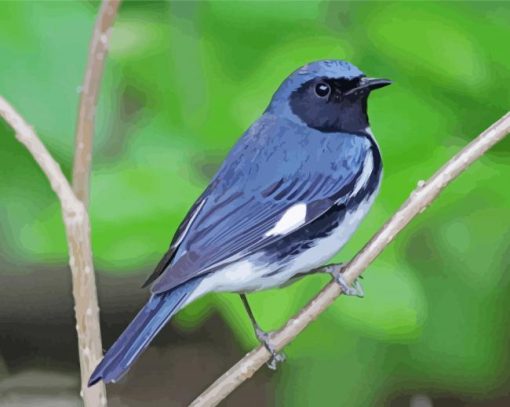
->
[315,82,330,98]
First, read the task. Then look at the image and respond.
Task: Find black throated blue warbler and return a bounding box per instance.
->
[89,59,391,385]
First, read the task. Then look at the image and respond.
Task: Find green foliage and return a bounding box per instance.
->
[1,1,509,404]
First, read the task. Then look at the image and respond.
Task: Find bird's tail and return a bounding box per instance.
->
[88,277,203,386]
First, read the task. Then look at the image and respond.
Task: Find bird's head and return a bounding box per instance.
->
[267,60,391,133]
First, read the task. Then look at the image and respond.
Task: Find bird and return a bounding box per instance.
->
[88,59,391,386]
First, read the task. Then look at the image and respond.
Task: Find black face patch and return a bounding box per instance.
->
[332,78,362,93]
[289,76,370,133]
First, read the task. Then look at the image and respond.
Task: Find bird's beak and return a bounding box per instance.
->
[345,77,392,96]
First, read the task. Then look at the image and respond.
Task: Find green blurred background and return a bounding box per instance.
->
[1,1,509,406]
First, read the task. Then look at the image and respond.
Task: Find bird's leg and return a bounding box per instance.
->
[239,294,285,370]
[322,263,365,298]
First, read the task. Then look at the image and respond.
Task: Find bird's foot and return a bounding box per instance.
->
[255,327,286,370]
[325,264,365,298]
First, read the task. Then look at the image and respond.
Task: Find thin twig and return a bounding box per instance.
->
[73,0,121,206]
[190,112,510,407]
[70,1,120,405]
[0,97,107,406]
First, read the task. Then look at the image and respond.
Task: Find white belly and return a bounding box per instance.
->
[275,191,378,282]
[187,189,379,303]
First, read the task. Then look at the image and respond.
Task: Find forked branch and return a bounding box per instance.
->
[0,2,121,406]
[190,112,510,407]
[0,97,106,406]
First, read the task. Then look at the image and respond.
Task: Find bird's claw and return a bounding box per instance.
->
[328,264,365,298]
[255,327,286,370]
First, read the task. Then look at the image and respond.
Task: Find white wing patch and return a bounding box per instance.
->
[174,198,206,247]
[352,150,374,196]
[265,203,307,237]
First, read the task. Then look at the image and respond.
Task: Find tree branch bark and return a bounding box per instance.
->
[65,1,120,404]
[70,2,120,403]
[73,0,121,206]
[3,2,119,405]
[0,97,106,406]
[190,112,510,407]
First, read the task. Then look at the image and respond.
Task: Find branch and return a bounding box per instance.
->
[190,112,510,407]
[0,97,106,406]
[68,1,120,404]
[73,0,121,206]
[1,2,120,403]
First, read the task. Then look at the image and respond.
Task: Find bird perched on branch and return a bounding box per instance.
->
[89,59,391,385]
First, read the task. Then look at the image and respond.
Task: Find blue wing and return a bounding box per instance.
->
[148,115,371,294]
